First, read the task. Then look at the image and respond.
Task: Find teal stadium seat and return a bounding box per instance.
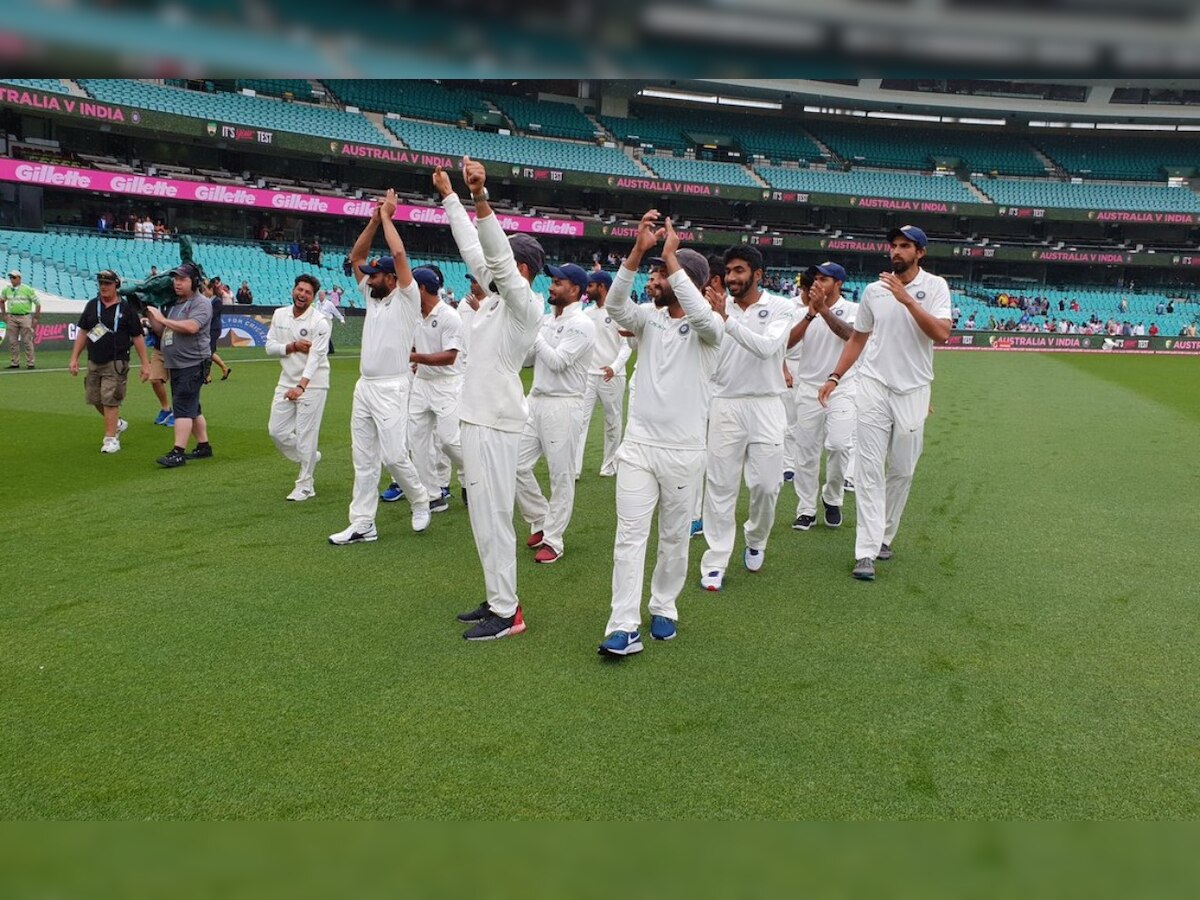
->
[810,121,1044,176]
[643,156,759,188]
[971,178,1200,212]
[756,165,977,202]
[1036,135,1200,181]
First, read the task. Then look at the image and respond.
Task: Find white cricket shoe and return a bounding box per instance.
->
[328,524,377,545]
[744,547,765,572]
[411,502,431,533]
[100,436,121,454]
[286,487,316,502]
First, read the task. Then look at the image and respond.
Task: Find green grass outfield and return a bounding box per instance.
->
[1,349,1197,819]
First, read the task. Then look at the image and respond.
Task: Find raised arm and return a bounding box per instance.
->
[377,188,414,289]
[661,218,723,345]
[606,209,663,335]
[349,203,382,280]
[465,158,536,316]
[435,165,492,285]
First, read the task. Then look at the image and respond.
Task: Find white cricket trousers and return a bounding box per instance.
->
[607,441,706,635]
[700,394,787,575]
[574,372,626,477]
[792,380,856,517]
[409,375,465,497]
[515,394,585,555]
[783,359,800,472]
[348,376,429,530]
[268,385,328,491]
[461,421,521,617]
[853,375,929,561]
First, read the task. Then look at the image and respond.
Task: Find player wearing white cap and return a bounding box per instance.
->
[436,160,545,641]
[407,264,465,515]
[266,273,331,502]
[599,212,723,657]
[787,262,858,531]
[818,225,951,581]
[328,188,432,545]
[573,270,632,480]
[515,262,596,565]
[698,245,798,592]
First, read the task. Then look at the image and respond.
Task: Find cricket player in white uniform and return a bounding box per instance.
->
[698,245,798,591]
[317,290,345,355]
[573,270,632,479]
[689,254,728,539]
[266,273,331,502]
[818,225,951,581]
[436,160,544,641]
[600,213,723,657]
[329,189,432,545]
[786,262,858,531]
[515,263,596,564]
[408,265,465,514]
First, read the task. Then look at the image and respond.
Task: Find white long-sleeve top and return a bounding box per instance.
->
[318,297,345,324]
[358,276,421,379]
[854,267,951,393]
[446,198,543,433]
[711,289,797,398]
[584,303,633,376]
[607,265,724,451]
[414,299,464,380]
[265,303,331,390]
[530,302,596,398]
[793,297,860,387]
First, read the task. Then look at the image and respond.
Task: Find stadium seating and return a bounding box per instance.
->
[236,79,316,101]
[600,114,691,152]
[809,121,1045,176]
[0,78,72,94]
[1035,135,1200,181]
[487,94,597,141]
[971,177,1200,212]
[323,80,488,123]
[642,156,760,188]
[386,119,642,177]
[756,165,978,202]
[79,80,387,146]
[603,108,824,163]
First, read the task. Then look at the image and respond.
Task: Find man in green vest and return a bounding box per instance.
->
[1,270,41,369]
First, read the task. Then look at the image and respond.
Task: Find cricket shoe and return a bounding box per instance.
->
[598,630,643,657]
[700,570,724,592]
[329,524,377,545]
[744,548,765,572]
[852,558,875,581]
[650,616,677,641]
[463,607,526,641]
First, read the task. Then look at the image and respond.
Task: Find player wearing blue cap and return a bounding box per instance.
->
[436,160,545,640]
[818,225,951,581]
[328,189,432,545]
[786,262,859,531]
[407,265,465,515]
[515,261,596,564]
[574,269,632,480]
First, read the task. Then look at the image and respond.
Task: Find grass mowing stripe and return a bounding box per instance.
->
[1,350,1197,818]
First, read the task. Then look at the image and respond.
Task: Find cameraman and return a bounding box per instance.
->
[67,270,150,453]
[144,263,214,468]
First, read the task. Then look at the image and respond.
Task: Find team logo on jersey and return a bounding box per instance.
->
[758,309,769,318]
[679,323,691,335]
[431,319,438,328]
[834,309,844,317]
[299,328,308,337]
[604,316,612,325]
[557,325,564,334]
[916,291,926,300]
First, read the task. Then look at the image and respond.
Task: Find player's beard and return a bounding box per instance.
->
[891,257,912,275]
[369,283,390,299]
[652,286,674,308]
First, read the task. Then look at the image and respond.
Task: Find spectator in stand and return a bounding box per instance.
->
[97,214,109,235]
[1185,323,1196,337]
[951,303,961,326]
[1155,300,1166,316]
[1133,322,1146,336]
[1119,297,1129,313]
[1070,299,1080,312]
[1057,319,1069,334]
[1167,300,1175,314]
[964,314,976,330]
[342,254,353,277]
[148,266,158,279]
[236,281,253,304]
[330,285,344,307]
[155,220,168,240]
[1149,322,1160,336]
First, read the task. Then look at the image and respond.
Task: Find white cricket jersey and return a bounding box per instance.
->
[711,290,797,398]
[794,297,860,387]
[265,303,331,390]
[584,304,633,375]
[415,299,464,380]
[358,276,421,379]
[607,266,723,451]
[459,303,476,359]
[854,267,951,393]
[530,302,596,398]
[446,200,543,433]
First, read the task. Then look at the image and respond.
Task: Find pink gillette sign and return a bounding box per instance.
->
[0,161,585,237]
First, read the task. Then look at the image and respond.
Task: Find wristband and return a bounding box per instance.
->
[827,372,841,383]
[471,188,490,202]
[804,313,817,322]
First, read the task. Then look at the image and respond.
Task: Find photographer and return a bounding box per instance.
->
[67,270,150,454]
[144,263,214,468]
